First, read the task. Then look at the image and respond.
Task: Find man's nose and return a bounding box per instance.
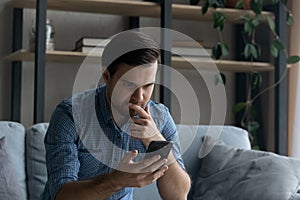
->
[131,87,144,103]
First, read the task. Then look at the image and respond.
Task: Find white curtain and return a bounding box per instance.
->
[289,0,300,159]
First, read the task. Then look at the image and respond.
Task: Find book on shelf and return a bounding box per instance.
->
[74,46,104,55]
[75,37,110,49]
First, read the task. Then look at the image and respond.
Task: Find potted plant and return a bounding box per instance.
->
[200,0,300,148]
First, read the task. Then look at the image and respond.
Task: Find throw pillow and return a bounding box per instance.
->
[0,136,24,200]
[193,136,300,200]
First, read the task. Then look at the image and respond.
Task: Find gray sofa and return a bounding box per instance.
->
[0,121,251,200]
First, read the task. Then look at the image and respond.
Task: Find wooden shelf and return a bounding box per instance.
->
[4,49,101,63]
[172,56,274,72]
[9,0,273,23]
[5,49,274,72]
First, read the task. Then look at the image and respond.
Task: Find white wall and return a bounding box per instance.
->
[0,2,236,127]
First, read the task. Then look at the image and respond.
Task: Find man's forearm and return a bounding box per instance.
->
[55,172,122,200]
[157,155,191,200]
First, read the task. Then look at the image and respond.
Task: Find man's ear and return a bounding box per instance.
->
[103,69,110,84]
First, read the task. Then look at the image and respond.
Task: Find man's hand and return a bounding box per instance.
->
[111,150,168,188]
[129,103,165,146]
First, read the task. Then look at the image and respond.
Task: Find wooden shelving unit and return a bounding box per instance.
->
[9,0,273,22]
[7,0,275,72]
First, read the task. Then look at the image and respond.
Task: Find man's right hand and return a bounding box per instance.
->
[110,150,169,188]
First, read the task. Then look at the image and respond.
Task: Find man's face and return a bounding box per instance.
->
[104,61,158,122]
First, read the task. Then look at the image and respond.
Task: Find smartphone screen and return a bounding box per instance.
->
[145,141,173,160]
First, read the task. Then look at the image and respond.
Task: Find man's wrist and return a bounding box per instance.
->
[94,171,123,192]
[141,132,165,147]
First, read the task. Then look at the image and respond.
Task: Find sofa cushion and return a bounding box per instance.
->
[0,137,24,200]
[0,121,27,199]
[193,136,300,200]
[26,123,48,200]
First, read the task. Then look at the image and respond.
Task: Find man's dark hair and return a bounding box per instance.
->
[102,31,160,76]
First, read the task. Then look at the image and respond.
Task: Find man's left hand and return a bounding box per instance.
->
[129,103,165,147]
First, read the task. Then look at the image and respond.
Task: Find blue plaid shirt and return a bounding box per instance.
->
[41,85,185,200]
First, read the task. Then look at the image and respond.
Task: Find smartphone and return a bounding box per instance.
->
[145,141,173,160]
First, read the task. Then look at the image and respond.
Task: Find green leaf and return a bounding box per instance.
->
[272,0,280,4]
[267,16,275,33]
[251,73,262,89]
[212,43,222,60]
[250,0,263,15]
[213,12,227,31]
[252,15,262,27]
[214,72,226,86]
[220,43,229,56]
[273,39,285,51]
[244,21,253,34]
[202,1,209,14]
[244,43,258,60]
[235,0,244,9]
[287,12,294,26]
[271,43,279,57]
[287,56,300,64]
[233,102,246,113]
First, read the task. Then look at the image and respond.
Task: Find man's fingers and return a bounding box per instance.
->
[149,165,169,182]
[123,150,138,163]
[142,158,168,173]
[129,103,148,118]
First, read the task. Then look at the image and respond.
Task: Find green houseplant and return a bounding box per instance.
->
[200,0,300,148]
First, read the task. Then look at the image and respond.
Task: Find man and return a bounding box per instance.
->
[41,31,191,200]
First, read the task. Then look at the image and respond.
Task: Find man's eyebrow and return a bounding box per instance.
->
[144,82,155,87]
[121,79,135,84]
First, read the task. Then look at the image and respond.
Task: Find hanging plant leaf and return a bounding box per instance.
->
[220,43,229,56]
[235,0,244,9]
[271,43,279,57]
[213,12,227,31]
[251,73,262,89]
[287,56,300,64]
[252,15,262,27]
[266,16,275,33]
[212,43,222,60]
[244,43,258,59]
[287,12,294,26]
[244,21,253,34]
[233,102,246,113]
[202,1,209,14]
[250,0,263,15]
[273,39,285,52]
[214,72,226,86]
